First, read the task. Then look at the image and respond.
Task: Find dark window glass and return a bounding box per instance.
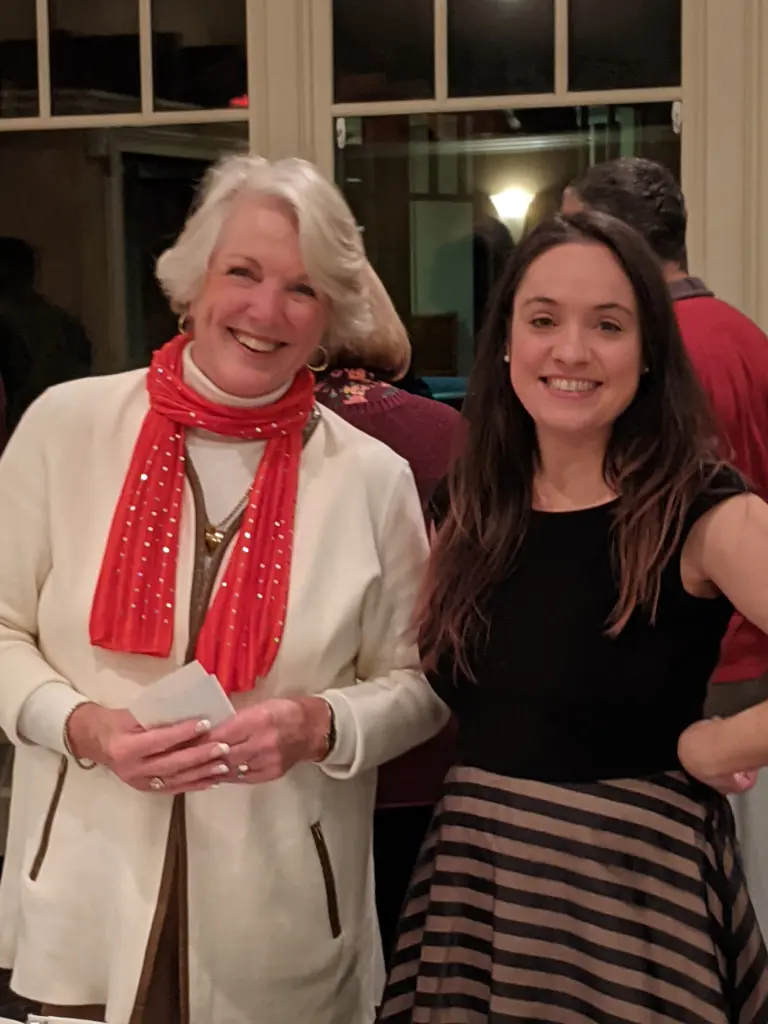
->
[0,124,247,434]
[569,0,681,91]
[49,0,140,116]
[120,124,248,367]
[333,0,434,104]
[448,0,555,98]
[153,0,247,111]
[0,1,38,118]
[335,104,679,400]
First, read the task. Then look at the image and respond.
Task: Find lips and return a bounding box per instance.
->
[229,328,284,354]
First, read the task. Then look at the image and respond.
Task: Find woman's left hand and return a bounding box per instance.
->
[208,697,331,784]
[678,718,759,795]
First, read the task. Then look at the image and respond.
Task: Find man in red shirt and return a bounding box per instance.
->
[564,156,768,927]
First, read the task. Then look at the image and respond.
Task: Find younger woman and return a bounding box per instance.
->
[379,210,768,1022]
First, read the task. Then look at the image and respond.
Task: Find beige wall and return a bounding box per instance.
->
[0,131,112,370]
[682,0,768,328]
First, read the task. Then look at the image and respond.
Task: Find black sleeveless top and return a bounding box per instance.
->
[428,467,748,783]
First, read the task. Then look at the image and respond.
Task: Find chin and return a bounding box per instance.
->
[224,354,292,397]
[537,415,610,440]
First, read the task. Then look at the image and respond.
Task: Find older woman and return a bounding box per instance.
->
[0,155,448,1023]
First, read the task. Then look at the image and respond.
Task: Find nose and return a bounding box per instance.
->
[247,280,283,323]
[551,321,590,365]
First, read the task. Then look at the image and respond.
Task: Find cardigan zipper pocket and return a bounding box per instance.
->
[29,756,68,882]
[310,821,342,939]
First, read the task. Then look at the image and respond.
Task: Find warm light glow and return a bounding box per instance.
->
[490,187,534,221]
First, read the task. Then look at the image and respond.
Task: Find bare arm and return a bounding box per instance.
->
[678,493,768,779]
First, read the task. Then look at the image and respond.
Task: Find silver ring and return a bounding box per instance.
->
[236,762,250,779]
[149,776,165,791]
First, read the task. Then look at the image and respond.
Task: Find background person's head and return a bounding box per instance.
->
[419,209,717,673]
[156,155,379,399]
[0,236,36,294]
[320,262,411,381]
[563,157,688,278]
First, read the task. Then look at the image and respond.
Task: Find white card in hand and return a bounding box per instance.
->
[129,661,235,729]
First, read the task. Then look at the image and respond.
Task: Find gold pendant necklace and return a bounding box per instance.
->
[204,526,225,552]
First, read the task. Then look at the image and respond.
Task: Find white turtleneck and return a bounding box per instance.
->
[17,351,297,755]
[182,344,291,523]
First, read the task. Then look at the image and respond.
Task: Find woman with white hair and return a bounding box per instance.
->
[0,154,448,1023]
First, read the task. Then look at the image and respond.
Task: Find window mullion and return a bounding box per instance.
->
[138,0,154,115]
[555,0,569,97]
[35,0,51,119]
[435,0,448,101]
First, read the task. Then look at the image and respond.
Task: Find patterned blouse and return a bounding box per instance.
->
[314,368,398,409]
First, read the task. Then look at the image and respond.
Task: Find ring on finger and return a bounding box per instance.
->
[236,762,250,780]
[149,776,166,792]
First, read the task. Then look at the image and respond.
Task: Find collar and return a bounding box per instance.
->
[668,276,715,302]
[183,343,292,408]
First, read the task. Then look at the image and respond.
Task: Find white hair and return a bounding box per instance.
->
[155,154,376,350]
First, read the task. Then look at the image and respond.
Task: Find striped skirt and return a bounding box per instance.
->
[378,765,768,1023]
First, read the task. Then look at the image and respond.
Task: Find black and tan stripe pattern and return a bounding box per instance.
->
[379,766,768,1023]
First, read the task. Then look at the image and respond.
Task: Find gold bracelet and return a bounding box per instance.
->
[62,702,98,771]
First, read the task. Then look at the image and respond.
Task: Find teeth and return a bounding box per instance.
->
[547,378,598,393]
[232,331,279,354]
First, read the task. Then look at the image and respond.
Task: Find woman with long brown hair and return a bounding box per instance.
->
[378,209,768,1021]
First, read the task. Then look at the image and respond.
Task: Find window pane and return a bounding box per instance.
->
[121,125,248,366]
[0,123,247,439]
[49,0,140,116]
[448,0,555,98]
[569,0,681,91]
[153,0,247,111]
[333,0,434,104]
[335,104,680,402]
[0,0,38,118]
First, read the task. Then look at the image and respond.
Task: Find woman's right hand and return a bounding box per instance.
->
[65,703,232,794]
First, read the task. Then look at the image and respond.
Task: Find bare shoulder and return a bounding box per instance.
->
[682,492,768,597]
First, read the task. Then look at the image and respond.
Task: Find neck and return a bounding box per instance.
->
[663,263,688,284]
[534,431,615,511]
[183,343,292,408]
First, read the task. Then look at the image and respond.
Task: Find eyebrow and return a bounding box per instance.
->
[522,296,634,317]
[228,255,310,284]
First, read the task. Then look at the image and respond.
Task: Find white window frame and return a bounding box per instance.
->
[0,0,257,135]
[0,0,765,328]
[303,0,768,329]
[307,0,684,177]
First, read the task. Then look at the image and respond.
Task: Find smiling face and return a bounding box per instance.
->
[187,194,329,398]
[508,241,643,446]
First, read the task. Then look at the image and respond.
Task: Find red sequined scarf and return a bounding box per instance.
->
[89,334,315,694]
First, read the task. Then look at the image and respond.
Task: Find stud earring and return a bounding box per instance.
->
[503,352,510,363]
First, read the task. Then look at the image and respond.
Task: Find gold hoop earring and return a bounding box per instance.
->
[308,346,329,373]
[178,312,192,336]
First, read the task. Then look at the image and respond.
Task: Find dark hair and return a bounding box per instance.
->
[522,180,572,237]
[418,210,718,676]
[570,158,687,268]
[0,236,35,290]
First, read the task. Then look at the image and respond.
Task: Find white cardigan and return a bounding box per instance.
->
[0,369,449,1024]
